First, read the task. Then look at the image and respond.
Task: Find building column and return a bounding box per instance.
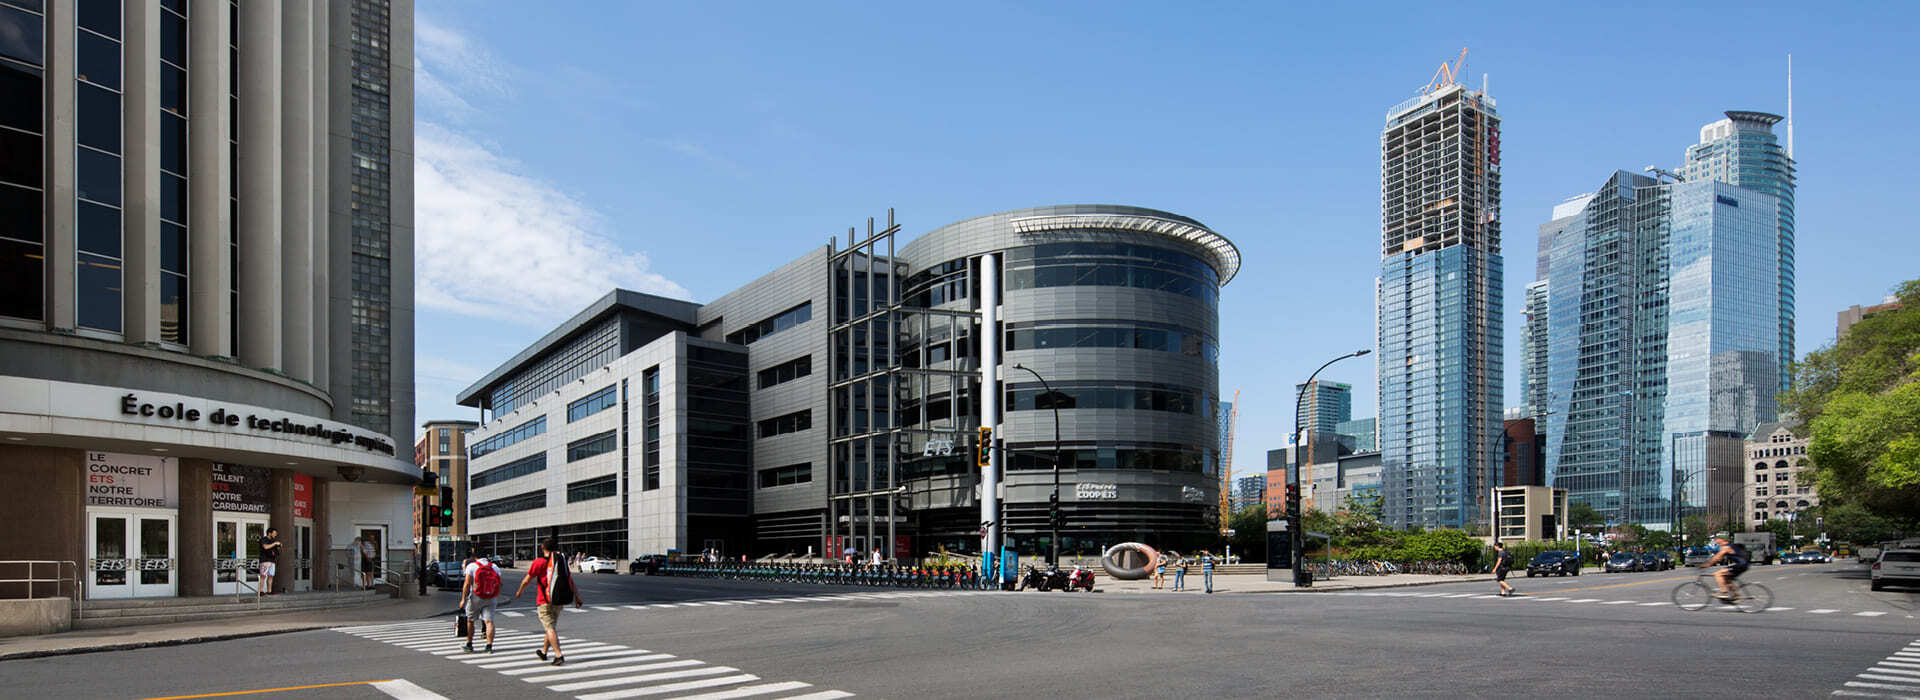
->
[308,0,329,391]
[269,469,294,594]
[279,0,314,382]
[178,459,213,597]
[121,0,163,345]
[311,478,331,589]
[235,0,282,371]
[44,0,77,331]
[186,0,232,359]
[0,447,83,598]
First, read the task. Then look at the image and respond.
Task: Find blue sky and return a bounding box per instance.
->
[411,1,1919,476]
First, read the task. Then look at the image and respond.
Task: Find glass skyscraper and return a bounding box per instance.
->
[1294,381,1352,435]
[1679,112,1796,392]
[1378,81,1505,531]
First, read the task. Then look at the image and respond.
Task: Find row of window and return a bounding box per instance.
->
[1001,263,1218,306]
[1004,325,1217,364]
[470,490,545,520]
[1006,383,1206,416]
[726,302,812,346]
[470,452,545,490]
[1006,242,1220,284]
[567,384,616,423]
[566,474,617,503]
[469,416,545,459]
[757,355,811,389]
[758,463,812,488]
[757,410,812,438]
[1001,444,1217,474]
[566,430,617,463]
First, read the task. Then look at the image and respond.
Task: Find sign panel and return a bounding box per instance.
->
[85,451,177,508]
[1075,483,1118,500]
[211,463,271,513]
[292,474,314,519]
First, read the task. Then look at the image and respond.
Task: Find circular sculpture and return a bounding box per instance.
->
[1101,542,1161,581]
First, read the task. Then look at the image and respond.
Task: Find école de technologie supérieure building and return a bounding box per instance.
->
[456,205,1238,562]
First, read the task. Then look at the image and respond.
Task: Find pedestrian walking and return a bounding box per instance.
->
[512,538,583,666]
[258,528,280,595]
[358,537,378,589]
[1172,556,1187,591]
[461,555,504,653]
[1152,552,1167,590]
[1493,541,1516,597]
[1202,550,1216,594]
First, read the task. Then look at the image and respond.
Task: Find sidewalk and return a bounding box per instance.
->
[0,594,456,661]
[1095,571,1496,595]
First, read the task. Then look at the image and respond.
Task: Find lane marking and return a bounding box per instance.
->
[547,666,742,693]
[1602,600,1633,605]
[1858,612,1889,617]
[1811,609,1840,614]
[370,680,452,700]
[1529,574,1694,595]
[576,674,762,700]
[517,659,706,684]
[674,680,813,699]
[1638,602,1669,607]
[499,653,673,675]
[141,680,402,699]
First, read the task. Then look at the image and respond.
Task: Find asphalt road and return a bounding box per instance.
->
[8,561,1916,699]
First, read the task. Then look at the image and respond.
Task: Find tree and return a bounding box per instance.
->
[1780,279,1920,520]
[1397,529,1483,568]
[1226,504,1267,563]
[1567,501,1604,530]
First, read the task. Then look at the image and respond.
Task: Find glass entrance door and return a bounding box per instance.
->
[293,522,313,592]
[357,525,387,584]
[87,511,176,599]
[213,516,268,595]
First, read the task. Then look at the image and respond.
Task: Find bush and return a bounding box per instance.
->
[1501,540,1590,568]
[1399,529,1484,569]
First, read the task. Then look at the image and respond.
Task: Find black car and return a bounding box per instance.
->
[1640,551,1675,571]
[1604,552,1643,573]
[430,561,464,591]
[1527,551,1582,577]
[491,555,514,569]
[629,554,668,575]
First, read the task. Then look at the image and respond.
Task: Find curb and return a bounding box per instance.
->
[0,625,328,662]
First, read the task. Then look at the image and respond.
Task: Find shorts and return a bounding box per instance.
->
[1494,568,1508,582]
[464,595,496,623]
[537,603,560,630]
[260,562,277,578]
[1155,566,1165,575]
[360,559,373,573]
[1726,564,1749,578]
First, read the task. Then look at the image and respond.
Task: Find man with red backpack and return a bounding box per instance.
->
[460,554,504,653]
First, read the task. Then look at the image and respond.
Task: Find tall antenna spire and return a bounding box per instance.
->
[1787,54,1795,159]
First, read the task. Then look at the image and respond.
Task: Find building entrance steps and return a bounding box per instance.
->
[73,589,384,629]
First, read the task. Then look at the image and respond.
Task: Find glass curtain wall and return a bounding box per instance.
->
[827,215,903,561]
[76,0,123,333]
[0,0,45,321]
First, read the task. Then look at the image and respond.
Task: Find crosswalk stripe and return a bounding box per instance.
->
[1858,612,1889,617]
[1638,602,1669,607]
[673,680,813,699]
[440,640,609,657]
[1882,660,1920,669]
[782,691,856,700]
[1857,674,1920,685]
[518,659,705,684]
[547,666,741,693]
[1567,599,1600,603]
[1471,595,1502,599]
[623,605,648,610]
[501,653,673,675]
[706,601,737,606]
[1831,690,1920,699]
[1849,681,1920,694]
[1811,609,1841,614]
[475,648,646,668]
[1769,607,1794,611]
[594,606,618,611]
[1536,597,1567,601]
[1602,601,1633,605]
[576,673,761,700]
[1868,668,1920,677]
[501,610,525,617]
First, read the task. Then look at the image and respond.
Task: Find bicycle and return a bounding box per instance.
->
[1671,568,1772,613]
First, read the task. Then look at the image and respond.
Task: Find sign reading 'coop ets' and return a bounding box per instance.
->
[86,452,178,508]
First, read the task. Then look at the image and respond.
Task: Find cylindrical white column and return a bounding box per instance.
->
[235,0,282,370]
[308,0,329,389]
[279,0,313,381]
[186,0,232,357]
[979,252,1000,558]
[121,0,162,344]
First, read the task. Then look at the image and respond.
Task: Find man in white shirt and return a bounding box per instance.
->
[461,556,504,653]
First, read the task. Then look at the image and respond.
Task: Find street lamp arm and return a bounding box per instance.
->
[1010,364,1063,567]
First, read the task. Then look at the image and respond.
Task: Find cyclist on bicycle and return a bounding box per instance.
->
[1701,535,1749,600]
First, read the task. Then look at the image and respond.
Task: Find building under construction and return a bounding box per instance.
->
[1376,51,1506,531]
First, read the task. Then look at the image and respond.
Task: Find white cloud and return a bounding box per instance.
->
[412,16,689,325]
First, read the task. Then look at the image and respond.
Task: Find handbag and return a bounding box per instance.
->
[455,613,470,638]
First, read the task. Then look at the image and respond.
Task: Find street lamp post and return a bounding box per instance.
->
[1293,349,1371,582]
[1011,364,1063,567]
[1672,466,1717,543]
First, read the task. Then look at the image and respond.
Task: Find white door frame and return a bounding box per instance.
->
[293,519,314,592]
[212,513,270,595]
[355,523,390,584]
[86,508,178,599]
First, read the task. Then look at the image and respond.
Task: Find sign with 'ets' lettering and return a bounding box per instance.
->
[211,463,270,513]
[86,452,177,508]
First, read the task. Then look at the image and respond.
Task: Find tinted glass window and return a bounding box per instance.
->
[0,183,38,243]
[161,172,184,223]
[0,5,44,66]
[76,0,118,38]
[76,29,117,89]
[161,221,185,272]
[77,82,119,153]
[75,147,119,206]
[159,271,185,342]
[159,10,183,66]
[76,200,118,256]
[161,65,184,114]
[0,127,40,187]
[0,237,42,320]
[1884,552,1920,562]
[0,62,39,132]
[76,251,121,331]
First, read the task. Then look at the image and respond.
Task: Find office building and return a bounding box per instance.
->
[1335,417,1376,453]
[0,0,417,601]
[1377,68,1505,531]
[457,205,1235,561]
[1538,114,1788,527]
[413,420,474,562]
[1294,381,1351,436]
[1492,486,1567,543]
[1522,280,1550,418]
[1838,296,1904,339]
[1501,417,1542,487]
[1680,112,1796,392]
[1232,474,1265,511]
[1743,422,1816,529]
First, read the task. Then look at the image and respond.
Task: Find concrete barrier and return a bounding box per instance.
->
[0,597,72,637]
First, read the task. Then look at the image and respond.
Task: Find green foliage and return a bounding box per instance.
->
[1781,279,1920,520]
[1226,503,1267,562]
[1501,540,1591,568]
[1566,501,1604,529]
[1398,529,1484,569]
[1808,503,1912,544]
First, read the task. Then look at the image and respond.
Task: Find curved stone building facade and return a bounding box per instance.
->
[896,205,1236,555]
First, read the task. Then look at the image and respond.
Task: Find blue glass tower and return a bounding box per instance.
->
[1679,112,1796,391]
[1378,82,1505,531]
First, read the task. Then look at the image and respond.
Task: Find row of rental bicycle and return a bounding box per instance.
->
[656,562,1013,589]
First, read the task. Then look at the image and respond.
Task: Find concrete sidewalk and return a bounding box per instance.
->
[0,594,458,661]
[1095,571,1496,595]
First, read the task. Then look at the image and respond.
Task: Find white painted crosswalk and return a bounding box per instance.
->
[1333,590,1905,620]
[1832,639,1920,698]
[333,620,853,699]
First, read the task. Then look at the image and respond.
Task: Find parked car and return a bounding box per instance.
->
[629,554,668,575]
[491,555,514,569]
[1639,552,1673,571]
[1681,546,1715,566]
[1871,549,1920,591]
[430,561,464,591]
[577,556,617,573]
[1604,552,1644,573]
[1527,551,1582,577]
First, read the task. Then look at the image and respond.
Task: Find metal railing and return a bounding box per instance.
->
[0,560,81,618]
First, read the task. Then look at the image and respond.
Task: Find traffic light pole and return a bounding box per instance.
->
[1011,364,1061,567]
[1291,349,1372,588]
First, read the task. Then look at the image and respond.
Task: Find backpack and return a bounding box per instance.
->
[1497,550,1515,569]
[545,555,574,606]
[473,563,502,599]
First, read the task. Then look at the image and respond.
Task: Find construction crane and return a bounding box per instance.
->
[1422,47,1469,96]
[1219,389,1239,536]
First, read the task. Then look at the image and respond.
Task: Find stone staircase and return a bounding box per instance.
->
[73,589,385,630]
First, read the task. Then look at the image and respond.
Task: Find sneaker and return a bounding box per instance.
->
[551,656,565,666]
[535,649,547,661]
[462,643,473,653]
[485,645,493,654]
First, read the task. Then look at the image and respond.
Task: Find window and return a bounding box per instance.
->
[566,475,617,503]
[471,490,545,520]
[469,416,546,458]
[757,410,812,438]
[436,428,450,455]
[758,463,811,488]
[726,302,811,345]
[1005,382,1205,416]
[1004,323,1218,364]
[470,453,545,489]
[757,355,812,389]
[566,431,617,462]
[567,384,617,422]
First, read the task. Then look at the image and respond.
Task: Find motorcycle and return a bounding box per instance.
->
[1066,565,1095,592]
[1041,565,1071,592]
[1020,565,1047,591]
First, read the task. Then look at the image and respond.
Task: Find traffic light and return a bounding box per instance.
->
[438,486,455,527]
[420,469,439,489]
[976,426,993,467]
[1284,483,1301,514]
[1048,491,1063,529]
[420,494,436,531]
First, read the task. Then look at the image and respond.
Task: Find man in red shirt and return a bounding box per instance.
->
[511,537,584,665]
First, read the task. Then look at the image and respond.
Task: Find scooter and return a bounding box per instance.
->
[1041,565,1071,592]
[1066,565,1095,592]
[1020,565,1047,591]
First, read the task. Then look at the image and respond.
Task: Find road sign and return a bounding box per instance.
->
[413,487,437,496]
